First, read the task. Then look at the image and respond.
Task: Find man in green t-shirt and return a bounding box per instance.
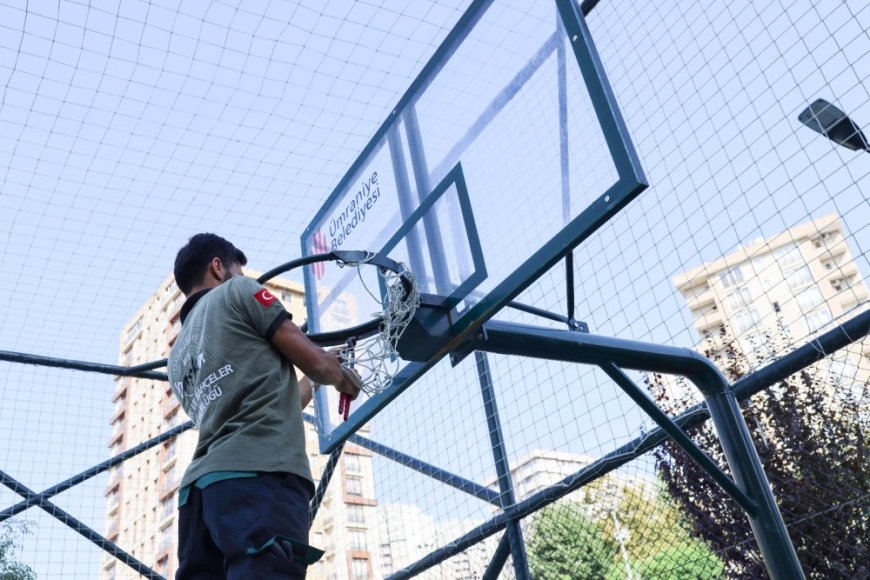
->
[168,233,361,579]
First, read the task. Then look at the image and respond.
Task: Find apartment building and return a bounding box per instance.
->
[667,213,869,405]
[376,503,496,579]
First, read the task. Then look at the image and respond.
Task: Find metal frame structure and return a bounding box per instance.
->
[1,0,865,578]
[3,310,866,578]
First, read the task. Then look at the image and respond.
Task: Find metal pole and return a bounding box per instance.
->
[309,443,344,524]
[346,430,501,506]
[598,362,756,512]
[475,352,531,580]
[0,421,193,522]
[0,349,167,380]
[481,533,511,580]
[0,470,164,580]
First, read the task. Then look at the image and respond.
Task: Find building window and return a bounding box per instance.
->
[732,309,761,333]
[164,439,177,462]
[805,307,833,333]
[351,557,368,579]
[344,454,361,473]
[718,266,744,289]
[350,530,367,551]
[346,477,363,497]
[347,505,365,524]
[164,463,178,492]
[725,287,752,311]
[160,496,174,522]
[795,286,824,312]
[785,266,813,290]
[773,244,801,268]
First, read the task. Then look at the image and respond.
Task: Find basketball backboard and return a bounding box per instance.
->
[301,0,647,451]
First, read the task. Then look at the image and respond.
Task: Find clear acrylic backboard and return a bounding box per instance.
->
[301,0,647,451]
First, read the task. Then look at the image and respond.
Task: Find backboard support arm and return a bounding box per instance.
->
[475,319,806,580]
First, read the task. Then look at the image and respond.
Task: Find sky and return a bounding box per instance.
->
[1,0,868,578]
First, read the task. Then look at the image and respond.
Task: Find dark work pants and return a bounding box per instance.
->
[176,472,315,580]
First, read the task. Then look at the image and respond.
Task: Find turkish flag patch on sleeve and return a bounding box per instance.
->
[254,288,277,307]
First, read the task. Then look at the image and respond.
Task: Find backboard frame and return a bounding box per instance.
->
[303,0,647,453]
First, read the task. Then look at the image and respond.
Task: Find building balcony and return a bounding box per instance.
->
[107,429,124,448]
[106,521,120,541]
[107,468,123,491]
[838,285,869,310]
[344,444,373,457]
[162,456,177,472]
[693,310,725,334]
[112,381,128,402]
[159,480,179,501]
[832,261,859,279]
[684,290,715,312]
[156,538,174,561]
[111,400,126,421]
[344,495,377,507]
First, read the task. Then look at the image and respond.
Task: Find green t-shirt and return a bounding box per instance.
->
[168,276,312,489]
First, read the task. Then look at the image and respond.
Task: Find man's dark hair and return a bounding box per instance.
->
[174,233,248,294]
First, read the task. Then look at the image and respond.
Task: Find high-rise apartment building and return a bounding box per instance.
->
[496,450,592,501]
[103,273,380,579]
[376,503,497,579]
[668,213,869,405]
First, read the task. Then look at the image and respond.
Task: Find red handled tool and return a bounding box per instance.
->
[338,337,356,421]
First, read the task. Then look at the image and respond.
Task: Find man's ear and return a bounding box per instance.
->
[208,257,224,281]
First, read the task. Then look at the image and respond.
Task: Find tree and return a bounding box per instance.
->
[635,541,724,579]
[0,521,36,580]
[650,322,870,578]
[526,489,724,579]
[526,503,621,579]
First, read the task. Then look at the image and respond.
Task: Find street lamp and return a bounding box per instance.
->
[798,98,868,152]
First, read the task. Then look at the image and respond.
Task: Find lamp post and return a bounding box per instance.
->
[798,98,868,152]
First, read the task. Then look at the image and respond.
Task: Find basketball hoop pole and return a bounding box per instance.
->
[473,319,808,580]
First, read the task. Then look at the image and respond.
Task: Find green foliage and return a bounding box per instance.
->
[527,503,620,579]
[526,480,725,579]
[0,521,36,580]
[636,541,725,579]
[651,323,870,577]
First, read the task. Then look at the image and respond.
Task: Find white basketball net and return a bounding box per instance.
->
[336,253,420,395]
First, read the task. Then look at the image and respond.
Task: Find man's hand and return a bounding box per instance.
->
[336,364,361,420]
[336,364,362,399]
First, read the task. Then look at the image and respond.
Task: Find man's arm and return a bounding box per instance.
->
[271,319,361,398]
[299,376,314,409]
